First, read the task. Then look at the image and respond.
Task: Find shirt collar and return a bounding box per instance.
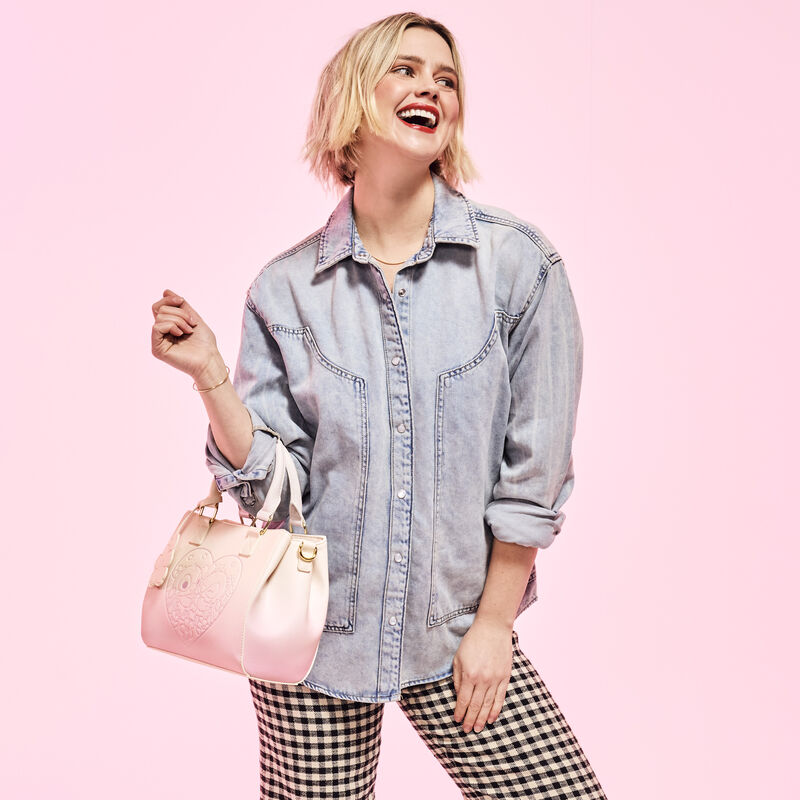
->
[315,171,480,274]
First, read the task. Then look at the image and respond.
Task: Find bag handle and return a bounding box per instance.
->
[262,440,305,531]
[278,440,306,532]
[195,439,306,530]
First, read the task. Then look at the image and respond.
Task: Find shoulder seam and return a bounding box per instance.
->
[472,207,566,319]
[245,230,323,313]
[474,209,561,265]
[244,293,268,326]
[518,261,553,319]
[251,229,322,282]
[513,256,569,326]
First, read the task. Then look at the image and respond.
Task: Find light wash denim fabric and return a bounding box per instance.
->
[205,171,583,702]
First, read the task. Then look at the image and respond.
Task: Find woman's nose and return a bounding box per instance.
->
[414,76,439,101]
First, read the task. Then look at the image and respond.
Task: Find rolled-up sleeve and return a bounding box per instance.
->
[484,256,584,549]
[205,293,313,522]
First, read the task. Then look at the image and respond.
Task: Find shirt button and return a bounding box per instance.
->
[397,288,407,297]
[394,553,402,562]
[397,423,406,433]
[397,489,406,499]
[389,616,397,626]
[391,356,401,366]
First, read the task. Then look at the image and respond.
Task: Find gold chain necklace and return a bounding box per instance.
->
[370,212,433,266]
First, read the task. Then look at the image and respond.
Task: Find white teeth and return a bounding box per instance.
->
[397,108,437,126]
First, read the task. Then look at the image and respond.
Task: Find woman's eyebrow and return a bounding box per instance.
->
[395,53,458,77]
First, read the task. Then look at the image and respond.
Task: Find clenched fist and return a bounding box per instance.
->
[151,289,223,382]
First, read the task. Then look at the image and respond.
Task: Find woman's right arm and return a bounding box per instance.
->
[151,287,313,521]
[151,288,253,470]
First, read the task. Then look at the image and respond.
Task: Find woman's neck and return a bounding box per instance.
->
[352,163,435,261]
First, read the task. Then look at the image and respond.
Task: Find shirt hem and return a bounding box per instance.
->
[299,596,538,704]
[301,664,457,704]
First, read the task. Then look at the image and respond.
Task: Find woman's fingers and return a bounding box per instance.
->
[151,290,219,376]
[153,303,195,324]
[152,302,196,325]
[152,290,199,325]
[453,678,475,726]
[152,290,182,316]
[152,319,186,339]
[461,684,493,733]
[176,298,200,324]
[487,677,509,725]
[157,313,193,336]
[472,684,499,732]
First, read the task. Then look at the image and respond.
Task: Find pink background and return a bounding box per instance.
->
[2,1,797,797]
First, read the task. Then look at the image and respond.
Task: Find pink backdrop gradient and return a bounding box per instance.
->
[2,1,797,797]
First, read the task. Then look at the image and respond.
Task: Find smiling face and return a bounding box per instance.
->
[359,26,461,172]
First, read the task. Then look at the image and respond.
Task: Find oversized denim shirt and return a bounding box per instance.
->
[205,171,583,703]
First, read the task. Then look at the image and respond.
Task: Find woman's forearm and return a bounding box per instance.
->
[475,539,538,630]
[195,353,254,470]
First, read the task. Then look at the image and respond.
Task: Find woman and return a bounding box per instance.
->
[151,12,607,800]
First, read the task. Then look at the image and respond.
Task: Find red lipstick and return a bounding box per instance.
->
[396,102,439,134]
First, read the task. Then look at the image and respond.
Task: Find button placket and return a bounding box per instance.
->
[377,279,414,695]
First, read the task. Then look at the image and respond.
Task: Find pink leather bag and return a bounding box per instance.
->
[141,438,328,684]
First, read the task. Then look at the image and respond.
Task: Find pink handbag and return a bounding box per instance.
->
[141,438,328,684]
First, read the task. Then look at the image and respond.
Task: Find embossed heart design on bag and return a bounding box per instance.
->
[165,548,243,641]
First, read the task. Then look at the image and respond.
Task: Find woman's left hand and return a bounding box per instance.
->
[452,618,514,733]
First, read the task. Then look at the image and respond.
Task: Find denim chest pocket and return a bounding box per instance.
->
[268,324,369,634]
[428,313,509,627]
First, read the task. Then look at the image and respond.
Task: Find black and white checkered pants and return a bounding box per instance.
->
[248,630,608,799]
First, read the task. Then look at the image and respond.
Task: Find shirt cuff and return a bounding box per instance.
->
[484,499,567,550]
[204,405,279,513]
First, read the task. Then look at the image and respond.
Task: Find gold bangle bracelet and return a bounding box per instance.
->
[193,365,230,393]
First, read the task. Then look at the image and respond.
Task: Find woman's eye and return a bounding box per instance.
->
[391,65,455,88]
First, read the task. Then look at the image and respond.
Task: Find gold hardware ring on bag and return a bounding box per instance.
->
[298,542,318,562]
[195,503,219,522]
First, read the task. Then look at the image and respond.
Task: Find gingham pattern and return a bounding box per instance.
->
[248,631,607,799]
[248,679,385,799]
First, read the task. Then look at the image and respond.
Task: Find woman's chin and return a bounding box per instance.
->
[358,132,448,174]
[388,138,447,168]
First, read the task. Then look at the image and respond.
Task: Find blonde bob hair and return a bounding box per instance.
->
[303,12,478,190]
